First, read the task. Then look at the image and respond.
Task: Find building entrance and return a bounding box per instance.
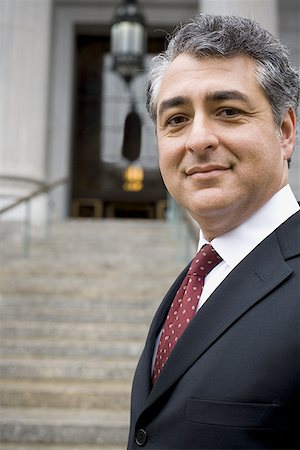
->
[70,30,167,219]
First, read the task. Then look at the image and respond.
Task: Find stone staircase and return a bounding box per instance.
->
[0,219,182,450]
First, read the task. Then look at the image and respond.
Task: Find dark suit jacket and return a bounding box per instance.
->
[127,210,300,450]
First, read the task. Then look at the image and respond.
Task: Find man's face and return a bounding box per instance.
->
[156,54,295,236]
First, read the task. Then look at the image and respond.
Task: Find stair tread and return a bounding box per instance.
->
[0,446,124,450]
[0,447,124,450]
[0,408,129,425]
[0,379,131,390]
[0,379,132,410]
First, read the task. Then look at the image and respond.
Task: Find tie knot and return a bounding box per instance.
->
[188,244,222,278]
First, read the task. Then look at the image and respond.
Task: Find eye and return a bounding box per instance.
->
[166,115,188,126]
[218,108,242,118]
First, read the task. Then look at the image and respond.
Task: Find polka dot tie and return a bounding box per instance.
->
[152,244,222,385]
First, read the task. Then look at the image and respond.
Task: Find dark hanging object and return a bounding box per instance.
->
[122,109,142,162]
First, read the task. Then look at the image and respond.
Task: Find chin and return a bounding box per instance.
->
[184,191,232,215]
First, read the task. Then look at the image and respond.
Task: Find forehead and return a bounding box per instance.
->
[157,54,260,108]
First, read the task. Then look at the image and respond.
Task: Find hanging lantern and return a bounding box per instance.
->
[110,0,147,83]
[123,163,144,192]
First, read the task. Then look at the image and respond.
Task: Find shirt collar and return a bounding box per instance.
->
[198,185,299,270]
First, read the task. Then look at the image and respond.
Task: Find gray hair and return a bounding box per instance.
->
[146,14,300,128]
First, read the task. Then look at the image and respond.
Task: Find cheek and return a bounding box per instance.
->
[158,141,182,173]
[158,152,183,196]
[231,145,281,195]
[230,135,272,169]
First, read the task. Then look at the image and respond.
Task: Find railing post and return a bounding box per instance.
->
[166,196,198,263]
[23,199,31,258]
[0,214,2,256]
[45,190,54,240]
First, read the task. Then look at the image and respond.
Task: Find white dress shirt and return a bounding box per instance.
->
[196,184,299,311]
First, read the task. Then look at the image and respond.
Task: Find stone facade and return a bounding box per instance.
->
[0,0,299,222]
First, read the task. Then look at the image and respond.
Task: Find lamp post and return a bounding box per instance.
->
[110,0,147,84]
[110,0,146,191]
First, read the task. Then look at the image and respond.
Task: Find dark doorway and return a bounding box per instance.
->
[70,29,168,219]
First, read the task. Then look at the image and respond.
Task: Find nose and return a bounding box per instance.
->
[185,115,219,153]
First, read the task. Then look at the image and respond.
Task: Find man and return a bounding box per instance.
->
[127,14,299,449]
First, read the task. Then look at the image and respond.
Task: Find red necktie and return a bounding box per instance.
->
[152,244,222,385]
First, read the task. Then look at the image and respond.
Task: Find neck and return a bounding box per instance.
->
[190,199,269,242]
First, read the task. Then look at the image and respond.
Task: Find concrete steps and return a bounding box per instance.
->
[0,358,136,381]
[0,339,143,359]
[0,408,129,446]
[0,219,182,449]
[0,321,148,340]
[0,380,131,409]
[0,447,124,450]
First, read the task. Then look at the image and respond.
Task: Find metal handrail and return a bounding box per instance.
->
[167,196,199,263]
[0,177,68,215]
[0,176,69,257]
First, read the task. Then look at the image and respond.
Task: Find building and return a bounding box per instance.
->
[0,0,299,222]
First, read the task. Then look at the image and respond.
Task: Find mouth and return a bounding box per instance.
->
[186,164,230,178]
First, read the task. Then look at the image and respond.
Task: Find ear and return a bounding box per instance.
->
[279,108,297,162]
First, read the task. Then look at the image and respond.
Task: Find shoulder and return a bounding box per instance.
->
[275,209,300,260]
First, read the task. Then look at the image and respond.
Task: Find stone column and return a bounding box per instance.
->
[0,0,52,218]
[199,0,278,35]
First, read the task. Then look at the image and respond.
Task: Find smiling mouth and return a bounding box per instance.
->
[186,165,230,177]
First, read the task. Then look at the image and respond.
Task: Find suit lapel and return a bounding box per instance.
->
[144,228,294,409]
[131,266,189,415]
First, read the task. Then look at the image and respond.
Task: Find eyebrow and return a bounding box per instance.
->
[206,90,250,104]
[158,96,190,118]
[157,90,251,118]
